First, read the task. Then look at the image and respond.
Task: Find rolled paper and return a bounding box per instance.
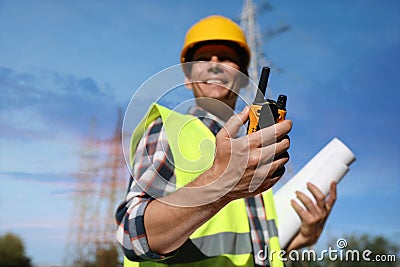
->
[274,138,355,248]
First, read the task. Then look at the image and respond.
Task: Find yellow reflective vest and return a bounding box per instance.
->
[125,103,283,267]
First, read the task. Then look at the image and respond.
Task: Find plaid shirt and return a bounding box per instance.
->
[115,106,270,266]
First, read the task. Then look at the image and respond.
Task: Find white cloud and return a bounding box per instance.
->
[0,66,121,140]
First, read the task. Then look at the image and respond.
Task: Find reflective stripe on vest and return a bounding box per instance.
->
[263,189,283,267]
[126,103,283,267]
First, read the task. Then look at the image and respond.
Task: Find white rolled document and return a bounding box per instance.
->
[274,137,356,248]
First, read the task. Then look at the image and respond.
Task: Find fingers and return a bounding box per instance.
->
[246,135,290,192]
[325,181,337,211]
[248,155,288,193]
[246,139,289,177]
[274,136,290,158]
[292,182,338,223]
[255,135,290,166]
[307,182,325,210]
[214,110,292,198]
[306,182,337,212]
[295,190,319,215]
[217,106,249,139]
[291,191,323,232]
[291,198,307,219]
[252,120,292,147]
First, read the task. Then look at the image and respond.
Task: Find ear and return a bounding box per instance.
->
[184,76,193,90]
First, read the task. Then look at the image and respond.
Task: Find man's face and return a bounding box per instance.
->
[185,43,244,110]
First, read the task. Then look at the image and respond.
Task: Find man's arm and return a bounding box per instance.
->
[115,118,177,261]
[144,107,292,255]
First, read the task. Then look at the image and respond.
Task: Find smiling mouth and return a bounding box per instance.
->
[203,79,229,85]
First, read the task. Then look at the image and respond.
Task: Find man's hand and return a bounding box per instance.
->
[286,181,337,251]
[144,106,292,255]
[209,106,292,203]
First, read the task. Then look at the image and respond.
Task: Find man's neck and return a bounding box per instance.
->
[195,98,235,122]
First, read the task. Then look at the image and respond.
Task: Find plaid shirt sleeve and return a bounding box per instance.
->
[115,117,176,261]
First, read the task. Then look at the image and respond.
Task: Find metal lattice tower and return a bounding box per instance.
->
[240,0,294,180]
[64,118,100,266]
[65,110,128,266]
[240,0,289,92]
[97,108,126,247]
[240,0,268,85]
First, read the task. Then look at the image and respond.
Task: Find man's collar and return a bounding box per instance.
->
[188,106,225,135]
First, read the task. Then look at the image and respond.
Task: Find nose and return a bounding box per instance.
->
[208,57,223,74]
[210,55,220,62]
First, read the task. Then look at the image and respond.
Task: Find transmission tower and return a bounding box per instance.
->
[96,108,126,247]
[240,0,268,85]
[240,0,289,85]
[240,0,294,180]
[65,109,128,266]
[64,118,100,266]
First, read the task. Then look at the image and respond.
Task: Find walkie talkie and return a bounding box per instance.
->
[247,66,287,134]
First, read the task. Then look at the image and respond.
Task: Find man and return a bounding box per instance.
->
[116,15,337,267]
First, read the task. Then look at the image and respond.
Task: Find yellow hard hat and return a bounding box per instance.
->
[181,15,251,75]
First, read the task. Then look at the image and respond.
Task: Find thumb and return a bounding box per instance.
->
[217,106,249,139]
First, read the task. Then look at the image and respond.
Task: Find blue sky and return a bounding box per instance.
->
[0,0,399,265]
